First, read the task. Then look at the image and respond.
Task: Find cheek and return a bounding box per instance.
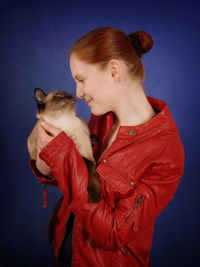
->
[99,83,114,101]
[88,74,113,100]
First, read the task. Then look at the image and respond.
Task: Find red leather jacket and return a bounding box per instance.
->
[31,97,184,267]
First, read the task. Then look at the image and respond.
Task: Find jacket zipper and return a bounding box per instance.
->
[135,195,143,208]
[132,195,143,231]
[122,195,143,226]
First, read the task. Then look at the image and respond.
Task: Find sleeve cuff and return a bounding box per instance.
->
[30,159,58,186]
[39,131,74,166]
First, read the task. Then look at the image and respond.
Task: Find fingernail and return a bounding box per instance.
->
[41,121,45,126]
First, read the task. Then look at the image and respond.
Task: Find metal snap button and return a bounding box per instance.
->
[130,181,135,187]
[129,129,135,135]
[103,159,106,163]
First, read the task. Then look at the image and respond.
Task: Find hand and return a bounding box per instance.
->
[36,119,62,176]
[38,120,80,150]
[37,118,62,152]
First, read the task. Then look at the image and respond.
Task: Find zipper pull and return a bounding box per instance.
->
[132,195,143,231]
[135,195,143,208]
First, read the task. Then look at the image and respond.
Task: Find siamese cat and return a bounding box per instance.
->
[27,88,101,204]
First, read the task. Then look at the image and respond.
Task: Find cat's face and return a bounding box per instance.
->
[34,88,76,118]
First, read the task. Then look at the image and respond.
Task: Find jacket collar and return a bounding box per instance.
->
[105,97,176,140]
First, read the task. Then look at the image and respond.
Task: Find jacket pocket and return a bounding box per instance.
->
[96,161,135,195]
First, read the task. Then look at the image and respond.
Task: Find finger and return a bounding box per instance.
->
[37,121,52,140]
[37,122,53,149]
[40,120,61,137]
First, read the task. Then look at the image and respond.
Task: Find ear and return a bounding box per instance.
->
[34,88,47,103]
[107,59,121,80]
[34,88,46,112]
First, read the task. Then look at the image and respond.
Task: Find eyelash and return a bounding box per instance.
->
[78,79,84,83]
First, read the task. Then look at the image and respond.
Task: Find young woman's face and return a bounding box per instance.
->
[70,55,116,115]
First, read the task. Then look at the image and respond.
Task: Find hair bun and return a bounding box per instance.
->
[128,31,153,57]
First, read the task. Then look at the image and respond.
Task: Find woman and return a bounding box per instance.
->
[31,27,185,266]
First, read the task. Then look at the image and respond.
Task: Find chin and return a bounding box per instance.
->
[91,110,103,116]
[91,107,108,116]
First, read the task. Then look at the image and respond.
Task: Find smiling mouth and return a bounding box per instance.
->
[86,98,93,105]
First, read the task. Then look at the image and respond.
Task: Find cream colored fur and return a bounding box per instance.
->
[27,109,94,162]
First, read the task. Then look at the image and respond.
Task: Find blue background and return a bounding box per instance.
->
[1,0,199,266]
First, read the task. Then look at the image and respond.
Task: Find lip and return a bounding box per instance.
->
[86,98,93,106]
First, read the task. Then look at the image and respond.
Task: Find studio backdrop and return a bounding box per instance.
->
[0,0,199,266]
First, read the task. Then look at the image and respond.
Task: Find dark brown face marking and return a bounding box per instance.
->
[34,88,76,114]
[34,88,47,112]
[48,91,75,111]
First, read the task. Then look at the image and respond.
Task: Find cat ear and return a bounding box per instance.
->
[34,88,46,104]
[34,88,47,103]
[34,88,46,111]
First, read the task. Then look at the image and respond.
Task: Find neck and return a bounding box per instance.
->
[112,82,156,127]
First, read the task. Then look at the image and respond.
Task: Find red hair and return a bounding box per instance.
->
[70,27,153,81]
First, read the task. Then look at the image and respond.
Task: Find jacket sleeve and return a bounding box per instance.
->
[39,131,184,250]
[30,159,58,186]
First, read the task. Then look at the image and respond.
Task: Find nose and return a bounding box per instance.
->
[76,86,85,99]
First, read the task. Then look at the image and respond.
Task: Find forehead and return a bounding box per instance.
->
[70,55,103,78]
[70,56,88,74]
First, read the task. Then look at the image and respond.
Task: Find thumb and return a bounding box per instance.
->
[40,119,61,137]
